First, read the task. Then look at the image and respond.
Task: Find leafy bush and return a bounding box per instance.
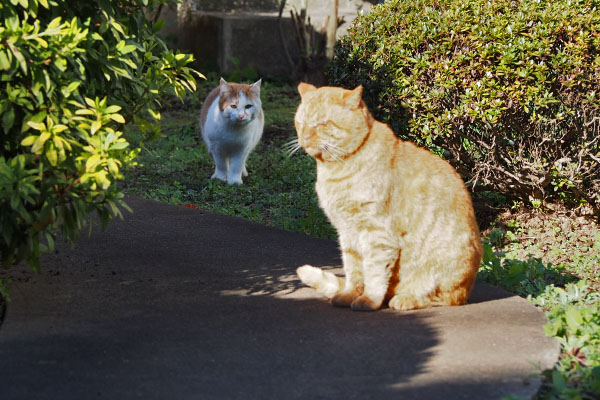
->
[329,0,600,215]
[0,0,201,274]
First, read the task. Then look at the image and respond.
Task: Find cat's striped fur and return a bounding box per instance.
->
[295,83,482,311]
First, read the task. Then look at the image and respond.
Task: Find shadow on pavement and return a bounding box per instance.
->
[0,197,553,400]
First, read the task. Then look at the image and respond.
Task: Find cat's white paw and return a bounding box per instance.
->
[227,177,243,185]
[211,171,227,181]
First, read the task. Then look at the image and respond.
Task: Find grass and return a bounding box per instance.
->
[122,76,599,400]
[122,76,335,240]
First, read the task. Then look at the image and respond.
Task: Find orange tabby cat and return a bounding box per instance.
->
[294,83,482,311]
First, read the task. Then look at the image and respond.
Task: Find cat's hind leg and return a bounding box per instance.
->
[388,259,477,310]
[388,262,438,310]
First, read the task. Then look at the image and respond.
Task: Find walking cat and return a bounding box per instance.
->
[294,83,483,311]
[200,78,264,185]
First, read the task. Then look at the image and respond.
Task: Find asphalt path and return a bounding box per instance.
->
[0,196,558,399]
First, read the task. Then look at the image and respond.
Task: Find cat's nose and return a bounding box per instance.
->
[237,114,245,120]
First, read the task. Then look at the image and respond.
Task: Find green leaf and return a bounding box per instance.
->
[565,307,583,331]
[2,107,15,132]
[552,369,568,390]
[120,45,137,55]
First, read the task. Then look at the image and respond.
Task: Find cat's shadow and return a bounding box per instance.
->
[225,263,514,306]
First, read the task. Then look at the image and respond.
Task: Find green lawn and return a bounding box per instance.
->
[122,77,599,400]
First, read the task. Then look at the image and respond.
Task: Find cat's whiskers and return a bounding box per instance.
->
[283,138,303,157]
[320,140,348,162]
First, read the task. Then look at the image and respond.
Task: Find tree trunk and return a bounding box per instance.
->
[326,0,338,60]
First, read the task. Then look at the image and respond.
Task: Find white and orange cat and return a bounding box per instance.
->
[294,83,482,311]
[200,78,264,185]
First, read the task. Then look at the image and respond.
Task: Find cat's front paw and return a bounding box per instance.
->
[388,294,422,311]
[351,295,381,311]
[211,171,227,182]
[227,177,243,185]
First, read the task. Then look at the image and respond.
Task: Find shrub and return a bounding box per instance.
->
[329,0,600,215]
[0,0,202,274]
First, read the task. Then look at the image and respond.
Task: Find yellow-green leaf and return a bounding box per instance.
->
[46,147,58,166]
[84,97,96,108]
[52,124,68,133]
[31,131,51,153]
[21,135,38,146]
[107,159,119,175]
[91,120,101,135]
[75,109,95,116]
[110,113,126,124]
[27,121,45,131]
[104,105,122,114]
[86,154,101,171]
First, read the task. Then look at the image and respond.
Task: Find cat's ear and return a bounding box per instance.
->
[219,78,232,96]
[343,85,363,108]
[249,78,262,96]
[298,82,317,98]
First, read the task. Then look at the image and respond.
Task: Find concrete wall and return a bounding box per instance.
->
[166,1,381,79]
[178,12,301,77]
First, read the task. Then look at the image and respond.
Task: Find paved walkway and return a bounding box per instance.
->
[0,196,558,399]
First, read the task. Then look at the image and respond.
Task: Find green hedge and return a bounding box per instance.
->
[0,0,201,274]
[329,0,600,214]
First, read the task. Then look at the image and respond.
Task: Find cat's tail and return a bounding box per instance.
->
[296,265,344,298]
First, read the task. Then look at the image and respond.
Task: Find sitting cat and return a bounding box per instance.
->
[294,83,483,311]
[200,78,264,185]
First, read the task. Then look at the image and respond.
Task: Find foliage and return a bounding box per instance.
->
[535,282,600,400]
[0,0,202,274]
[329,0,600,214]
[478,241,575,298]
[480,236,600,399]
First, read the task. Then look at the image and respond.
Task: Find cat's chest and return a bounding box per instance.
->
[315,167,387,219]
